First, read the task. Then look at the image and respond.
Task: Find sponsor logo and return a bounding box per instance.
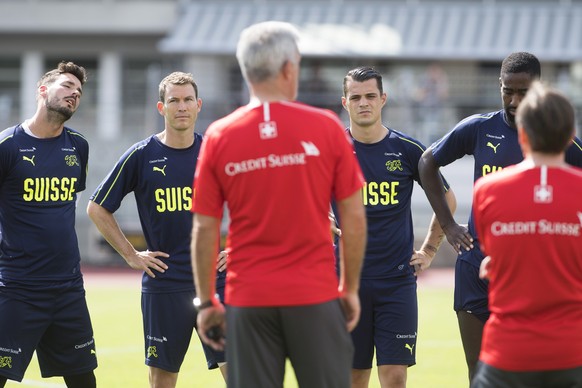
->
[23,155,35,166]
[153,165,167,176]
[385,159,403,172]
[487,142,500,153]
[384,152,402,157]
[61,147,75,152]
[147,335,167,343]
[491,219,580,236]
[405,343,415,355]
[74,339,94,350]
[149,158,168,164]
[300,141,320,156]
[0,347,21,355]
[19,147,36,152]
[486,134,505,140]
[223,141,321,176]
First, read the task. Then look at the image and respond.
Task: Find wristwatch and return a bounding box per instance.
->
[193,294,219,312]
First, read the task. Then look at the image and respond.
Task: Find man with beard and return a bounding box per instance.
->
[0,61,97,388]
[418,52,582,383]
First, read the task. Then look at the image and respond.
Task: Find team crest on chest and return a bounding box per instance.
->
[385,159,403,172]
[65,154,79,167]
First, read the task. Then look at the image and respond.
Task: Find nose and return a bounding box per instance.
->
[511,94,522,107]
[176,100,189,110]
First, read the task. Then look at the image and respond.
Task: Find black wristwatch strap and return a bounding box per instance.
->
[193,297,215,311]
[199,300,214,310]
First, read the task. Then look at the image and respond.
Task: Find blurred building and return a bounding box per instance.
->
[1,0,582,265]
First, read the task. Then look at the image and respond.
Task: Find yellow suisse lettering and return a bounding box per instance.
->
[22,177,77,202]
[155,187,192,213]
[362,181,399,206]
[482,165,503,177]
[155,189,165,212]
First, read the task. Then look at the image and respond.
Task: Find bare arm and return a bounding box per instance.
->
[86,201,168,278]
[410,188,457,275]
[336,189,367,332]
[191,213,225,350]
[418,149,473,253]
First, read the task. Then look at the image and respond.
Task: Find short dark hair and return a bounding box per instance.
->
[38,61,87,87]
[500,52,541,79]
[516,81,574,154]
[343,66,383,96]
[158,72,199,102]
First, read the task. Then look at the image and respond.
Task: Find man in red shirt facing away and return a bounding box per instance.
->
[472,82,582,388]
[190,21,367,388]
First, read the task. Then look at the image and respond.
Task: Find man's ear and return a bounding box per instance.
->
[517,125,530,156]
[281,60,294,80]
[38,85,48,98]
[156,101,165,116]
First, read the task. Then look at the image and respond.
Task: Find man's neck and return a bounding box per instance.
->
[24,113,65,139]
[157,128,195,149]
[522,152,567,168]
[349,123,388,144]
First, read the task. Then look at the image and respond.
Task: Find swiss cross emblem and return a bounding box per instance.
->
[259,121,278,139]
[533,185,553,203]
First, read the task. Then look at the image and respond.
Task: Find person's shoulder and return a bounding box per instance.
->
[64,126,88,142]
[455,110,501,128]
[567,136,582,153]
[129,135,157,154]
[205,105,251,137]
[564,165,582,180]
[475,163,527,193]
[389,128,426,151]
[285,101,340,122]
[0,124,19,146]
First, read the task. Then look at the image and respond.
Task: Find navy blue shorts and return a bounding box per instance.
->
[352,276,417,369]
[454,258,490,323]
[0,278,97,382]
[142,289,225,372]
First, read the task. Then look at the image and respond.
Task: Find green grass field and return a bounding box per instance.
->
[7,270,467,388]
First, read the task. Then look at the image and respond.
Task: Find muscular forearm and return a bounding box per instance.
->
[87,201,137,261]
[420,188,457,256]
[418,150,456,229]
[191,214,220,301]
[337,190,367,294]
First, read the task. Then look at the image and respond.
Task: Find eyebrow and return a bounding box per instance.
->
[502,86,528,92]
[62,79,83,95]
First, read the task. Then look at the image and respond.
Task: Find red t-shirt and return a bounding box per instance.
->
[473,163,582,371]
[193,101,364,307]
